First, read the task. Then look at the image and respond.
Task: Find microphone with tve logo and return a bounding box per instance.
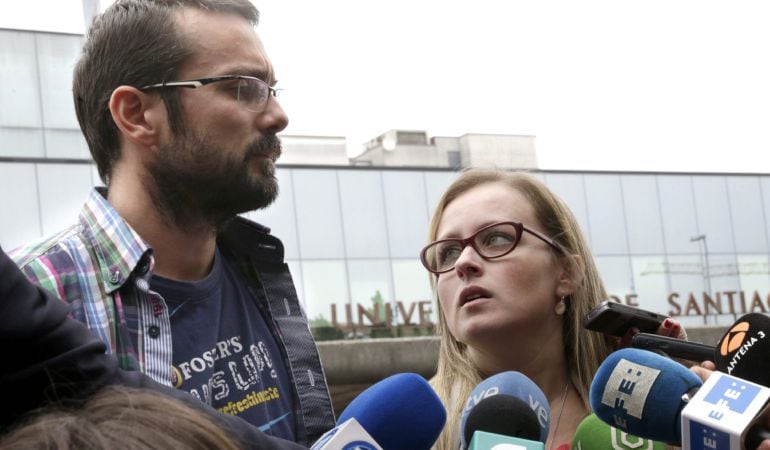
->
[571,413,665,450]
[460,371,550,449]
[463,394,546,449]
[311,372,446,450]
[459,371,550,449]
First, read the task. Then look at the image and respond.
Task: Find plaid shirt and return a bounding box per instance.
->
[11,188,335,444]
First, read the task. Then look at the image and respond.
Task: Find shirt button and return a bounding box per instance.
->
[148,325,160,338]
[137,260,150,275]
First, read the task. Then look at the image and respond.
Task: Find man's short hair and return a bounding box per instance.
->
[72,0,259,184]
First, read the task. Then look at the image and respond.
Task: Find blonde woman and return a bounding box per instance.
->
[421,169,684,449]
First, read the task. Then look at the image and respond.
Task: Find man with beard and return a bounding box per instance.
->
[10,0,334,445]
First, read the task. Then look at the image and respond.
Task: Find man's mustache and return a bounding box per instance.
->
[246,134,282,162]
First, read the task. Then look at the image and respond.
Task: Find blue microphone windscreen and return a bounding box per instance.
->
[460,371,550,447]
[337,373,446,450]
[589,348,702,443]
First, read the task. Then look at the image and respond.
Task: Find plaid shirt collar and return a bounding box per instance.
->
[79,188,153,294]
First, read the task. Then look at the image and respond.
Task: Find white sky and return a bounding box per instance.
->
[3,1,770,172]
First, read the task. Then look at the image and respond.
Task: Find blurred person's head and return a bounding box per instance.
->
[73,0,288,226]
[423,169,612,449]
[0,386,240,449]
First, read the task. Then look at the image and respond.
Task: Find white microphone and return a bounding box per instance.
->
[681,371,770,450]
[310,417,382,450]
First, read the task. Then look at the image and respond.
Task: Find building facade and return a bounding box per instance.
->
[3,27,770,344]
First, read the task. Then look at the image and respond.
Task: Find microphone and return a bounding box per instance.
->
[313,372,445,450]
[714,313,770,387]
[463,394,545,449]
[571,413,665,450]
[310,417,382,450]
[680,370,770,450]
[459,371,550,448]
[460,371,550,449]
[590,348,770,449]
[589,348,703,443]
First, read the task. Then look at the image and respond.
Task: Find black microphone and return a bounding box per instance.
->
[714,313,770,387]
[463,394,543,447]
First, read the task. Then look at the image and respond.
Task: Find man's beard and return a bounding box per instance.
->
[146,130,282,230]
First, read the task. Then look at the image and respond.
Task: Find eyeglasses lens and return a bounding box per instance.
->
[237,78,268,111]
[425,223,519,273]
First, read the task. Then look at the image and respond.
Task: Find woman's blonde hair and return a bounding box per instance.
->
[0,385,241,450]
[428,169,613,450]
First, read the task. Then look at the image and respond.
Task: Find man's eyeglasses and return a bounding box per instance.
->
[420,221,564,274]
[139,75,280,113]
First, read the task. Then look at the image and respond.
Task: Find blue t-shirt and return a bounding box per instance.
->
[151,248,296,439]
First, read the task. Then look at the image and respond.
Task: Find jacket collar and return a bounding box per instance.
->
[79,188,284,293]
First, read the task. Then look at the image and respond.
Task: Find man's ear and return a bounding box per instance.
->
[556,253,585,298]
[109,86,165,148]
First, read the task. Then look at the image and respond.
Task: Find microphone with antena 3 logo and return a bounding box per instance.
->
[714,313,770,388]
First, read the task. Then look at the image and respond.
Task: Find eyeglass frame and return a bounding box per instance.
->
[138,75,280,112]
[420,221,565,274]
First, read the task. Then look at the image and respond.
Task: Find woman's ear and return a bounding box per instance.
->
[109,86,165,148]
[556,253,584,299]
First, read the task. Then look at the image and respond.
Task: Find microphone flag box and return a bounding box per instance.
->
[681,371,770,450]
[310,418,383,450]
[468,431,545,450]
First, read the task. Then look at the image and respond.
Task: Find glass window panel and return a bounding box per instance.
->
[630,256,670,316]
[292,169,345,259]
[0,163,42,249]
[382,171,430,258]
[704,254,741,326]
[424,170,459,219]
[542,173,590,244]
[584,174,628,255]
[348,260,393,337]
[393,259,433,303]
[348,260,392,306]
[671,254,742,327]
[656,175,700,254]
[761,178,770,248]
[36,33,81,129]
[36,163,93,236]
[691,176,734,254]
[621,175,665,254]
[246,168,300,259]
[0,31,42,127]
[44,129,90,159]
[0,127,44,157]
[737,255,770,310]
[727,177,768,253]
[301,260,348,337]
[594,255,634,303]
[392,259,435,331]
[337,170,389,258]
[666,254,709,330]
